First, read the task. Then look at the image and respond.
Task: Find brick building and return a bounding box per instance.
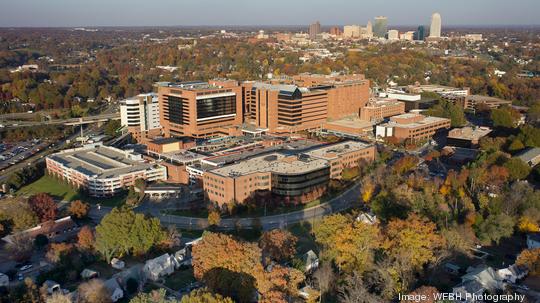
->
[376,113,451,142]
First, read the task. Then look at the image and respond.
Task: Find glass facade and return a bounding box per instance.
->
[197,95,236,120]
[271,167,330,196]
[167,96,185,124]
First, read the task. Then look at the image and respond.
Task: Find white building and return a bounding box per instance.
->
[400,31,415,41]
[430,12,442,38]
[46,143,167,197]
[343,25,361,38]
[387,30,399,40]
[120,93,161,138]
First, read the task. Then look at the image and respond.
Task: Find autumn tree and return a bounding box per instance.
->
[77,279,112,303]
[6,234,33,262]
[180,288,234,303]
[207,210,221,227]
[338,272,382,303]
[46,243,74,263]
[404,286,440,303]
[259,229,297,262]
[69,200,90,219]
[28,193,57,222]
[314,214,381,273]
[516,248,540,276]
[383,214,445,271]
[192,232,303,303]
[77,225,95,251]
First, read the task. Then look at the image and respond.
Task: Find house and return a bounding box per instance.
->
[516,147,540,167]
[111,258,125,270]
[356,212,378,225]
[0,273,9,287]
[2,216,79,244]
[497,264,528,283]
[527,233,540,249]
[143,253,176,281]
[174,248,192,267]
[104,278,124,302]
[301,250,319,273]
[80,269,99,280]
[452,266,503,302]
[43,280,61,295]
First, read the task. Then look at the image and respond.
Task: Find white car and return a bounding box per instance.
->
[19,264,33,271]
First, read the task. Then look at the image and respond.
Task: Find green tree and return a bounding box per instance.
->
[104,119,121,136]
[426,99,466,127]
[503,158,531,181]
[491,107,519,128]
[475,213,515,245]
[95,207,165,262]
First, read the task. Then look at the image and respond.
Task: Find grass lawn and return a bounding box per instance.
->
[17,175,126,207]
[18,175,79,201]
[164,268,196,290]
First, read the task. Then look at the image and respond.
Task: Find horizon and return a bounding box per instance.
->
[1,0,539,27]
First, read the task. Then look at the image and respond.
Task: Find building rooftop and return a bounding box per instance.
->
[364,98,403,108]
[210,152,329,177]
[516,147,540,164]
[384,113,450,129]
[304,141,372,160]
[448,127,492,141]
[48,144,160,179]
[157,81,222,91]
[467,95,512,104]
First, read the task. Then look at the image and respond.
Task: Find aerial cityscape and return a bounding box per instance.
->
[0,1,539,302]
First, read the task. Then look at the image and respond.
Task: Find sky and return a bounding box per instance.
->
[0,0,539,27]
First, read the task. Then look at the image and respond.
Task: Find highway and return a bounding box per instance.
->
[0,113,120,128]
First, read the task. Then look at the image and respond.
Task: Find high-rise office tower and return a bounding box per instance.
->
[366,21,373,38]
[429,13,442,38]
[309,21,321,40]
[329,26,341,36]
[373,16,388,38]
[414,25,426,40]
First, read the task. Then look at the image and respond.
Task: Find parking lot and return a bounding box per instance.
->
[0,139,50,172]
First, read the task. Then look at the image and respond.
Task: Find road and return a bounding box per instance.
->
[89,180,363,231]
[0,113,119,128]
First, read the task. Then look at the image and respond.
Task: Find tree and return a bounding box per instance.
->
[77,225,95,251]
[181,288,234,303]
[69,200,90,219]
[77,279,112,303]
[475,213,515,245]
[426,100,466,127]
[6,234,33,262]
[34,234,49,248]
[383,214,444,271]
[28,193,57,222]
[192,232,303,303]
[207,210,221,227]
[404,286,439,303]
[46,243,74,263]
[503,158,531,181]
[518,216,540,233]
[130,289,177,303]
[314,215,381,273]
[313,262,335,302]
[48,292,73,303]
[95,207,166,262]
[104,120,121,137]
[491,106,520,128]
[516,248,540,276]
[259,229,297,262]
[338,272,382,303]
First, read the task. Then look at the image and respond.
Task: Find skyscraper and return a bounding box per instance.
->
[414,25,426,41]
[366,21,373,38]
[429,13,442,38]
[373,16,388,38]
[309,21,321,40]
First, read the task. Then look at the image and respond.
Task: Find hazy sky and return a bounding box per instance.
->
[1,0,538,27]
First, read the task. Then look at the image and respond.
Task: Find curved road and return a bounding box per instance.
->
[89,181,362,231]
